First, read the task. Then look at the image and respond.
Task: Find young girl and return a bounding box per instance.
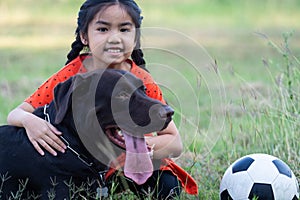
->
[7,0,197,198]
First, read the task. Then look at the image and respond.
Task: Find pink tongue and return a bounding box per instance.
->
[122,130,153,185]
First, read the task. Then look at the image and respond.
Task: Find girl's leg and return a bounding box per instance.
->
[108,170,182,199]
[141,170,182,199]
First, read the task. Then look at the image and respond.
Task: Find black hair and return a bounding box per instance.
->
[65,0,147,71]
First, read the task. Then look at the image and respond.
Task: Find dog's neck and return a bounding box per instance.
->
[32,102,107,171]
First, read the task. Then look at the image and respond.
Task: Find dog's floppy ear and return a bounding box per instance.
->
[54,73,91,124]
[53,76,76,124]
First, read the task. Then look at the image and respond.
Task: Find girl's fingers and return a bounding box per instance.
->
[29,132,65,156]
[30,140,45,156]
[37,137,57,156]
[46,123,67,151]
[43,134,66,154]
[25,118,66,155]
[47,123,62,135]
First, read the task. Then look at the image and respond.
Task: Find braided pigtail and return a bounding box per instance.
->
[131,49,148,72]
[65,32,85,65]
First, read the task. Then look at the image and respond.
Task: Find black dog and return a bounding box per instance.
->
[0,69,174,199]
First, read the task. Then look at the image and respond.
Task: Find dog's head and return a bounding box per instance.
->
[53,69,174,150]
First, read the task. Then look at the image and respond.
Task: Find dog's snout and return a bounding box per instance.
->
[159,106,174,118]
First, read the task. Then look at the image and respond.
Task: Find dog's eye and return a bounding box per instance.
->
[139,86,146,92]
[116,91,130,100]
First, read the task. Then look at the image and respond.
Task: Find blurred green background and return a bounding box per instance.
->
[1,0,299,118]
[0,0,299,199]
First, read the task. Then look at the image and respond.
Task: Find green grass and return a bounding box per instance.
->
[0,0,299,199]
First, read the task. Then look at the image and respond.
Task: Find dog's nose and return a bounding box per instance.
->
[159,105,174,118]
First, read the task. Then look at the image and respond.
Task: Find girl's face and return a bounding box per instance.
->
[83,4,137,70]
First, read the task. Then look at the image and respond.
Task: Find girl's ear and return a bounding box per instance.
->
[133,39,137,50]
[80,32,88,45]
[133,41,137,51]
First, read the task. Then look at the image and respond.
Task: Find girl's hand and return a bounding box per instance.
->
[7,102,66,156]
[145,120,183,160]
[22,114,66,156]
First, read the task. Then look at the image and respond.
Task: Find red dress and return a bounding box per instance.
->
[25,54,166,108]
[25,54,198,195]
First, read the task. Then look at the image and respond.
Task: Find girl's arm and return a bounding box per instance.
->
[7,102,66,156]
[6,60,83,156]
[7,102,35,127]
[145,120,183,160]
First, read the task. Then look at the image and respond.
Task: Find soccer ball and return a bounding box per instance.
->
[220,153,299,200]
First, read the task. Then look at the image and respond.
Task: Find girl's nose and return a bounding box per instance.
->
[108,32,121,44]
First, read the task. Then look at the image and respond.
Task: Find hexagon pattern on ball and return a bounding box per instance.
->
[220,153,299,200]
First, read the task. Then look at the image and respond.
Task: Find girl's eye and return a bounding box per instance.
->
[120,28,130,32]
[98,27,108,32]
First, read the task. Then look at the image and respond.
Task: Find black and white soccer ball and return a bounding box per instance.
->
[220,153,299,200]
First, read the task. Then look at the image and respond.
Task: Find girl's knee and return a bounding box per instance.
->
[155,170,182,199]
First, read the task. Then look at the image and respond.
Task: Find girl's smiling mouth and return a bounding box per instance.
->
[105,47,124,54]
